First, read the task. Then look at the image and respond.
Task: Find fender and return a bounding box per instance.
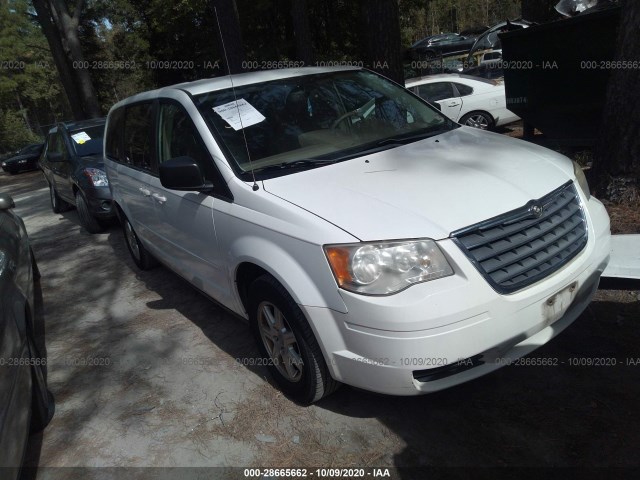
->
[229,235,348,316]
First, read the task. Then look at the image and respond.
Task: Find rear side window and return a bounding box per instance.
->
[105,108,124,162]
[123,103,155,172]
[417,82,455,102]
[453,83,474,97]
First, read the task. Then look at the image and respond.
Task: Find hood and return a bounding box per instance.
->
[79,154,106,169]
[262,127,575,241]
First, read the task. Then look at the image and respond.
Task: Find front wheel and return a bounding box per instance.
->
[248,275,340,404]
[460,111,494,130]
[75,192,104,234]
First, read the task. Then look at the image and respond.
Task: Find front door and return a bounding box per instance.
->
[149,100,230,303]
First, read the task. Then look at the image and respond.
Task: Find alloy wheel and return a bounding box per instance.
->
[257,301,304,382]
[124,220,140,261]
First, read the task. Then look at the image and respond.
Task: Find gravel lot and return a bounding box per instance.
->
[2,169,639,479]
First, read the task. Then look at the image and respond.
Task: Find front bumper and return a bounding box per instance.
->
[303,196,611,396]
[83,186,115,219]
[2,160,38,173]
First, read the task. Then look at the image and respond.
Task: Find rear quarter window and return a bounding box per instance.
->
[453,83,474,97]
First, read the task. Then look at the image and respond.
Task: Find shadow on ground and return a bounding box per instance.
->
[6,168,639,476]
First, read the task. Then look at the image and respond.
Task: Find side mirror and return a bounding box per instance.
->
[159,157,213,192]
[48,152,63,162]
[0,193,15,210]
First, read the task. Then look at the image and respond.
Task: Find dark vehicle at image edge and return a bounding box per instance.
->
[1,144,44,175]
[407,32,477,60]
[39,118,115,233]
[0,193,54,479]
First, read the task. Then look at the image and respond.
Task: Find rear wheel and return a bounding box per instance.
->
[248,274,340,404]
[460,111,494,130]
[75,191,104,234]
[122,213,157,270]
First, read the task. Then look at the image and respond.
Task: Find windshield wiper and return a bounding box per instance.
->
[252,159,336,174]
[375,126,449,147]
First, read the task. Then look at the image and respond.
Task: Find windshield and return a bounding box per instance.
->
[194,70,454,179]
[69,124,105,157]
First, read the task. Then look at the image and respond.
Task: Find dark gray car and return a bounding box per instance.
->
[40,118,114,233]
[0,193,54,478]
[1,144,44,175]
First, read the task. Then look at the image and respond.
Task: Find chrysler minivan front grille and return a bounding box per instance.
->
[452,181,587,294]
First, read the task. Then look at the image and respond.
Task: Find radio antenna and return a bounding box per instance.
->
[214,7,259,191]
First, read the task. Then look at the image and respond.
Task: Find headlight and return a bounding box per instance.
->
[572,161,590,201]
[1,161,6,167]
[324,239,454,295]
[83,168,109,187]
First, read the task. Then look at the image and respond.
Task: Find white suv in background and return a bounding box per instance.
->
[104,67,610,404]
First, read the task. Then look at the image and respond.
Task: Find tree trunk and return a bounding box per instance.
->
[210,0,246,74]
[592,0,640,198]
[291,0,314,64]
[521,0,559,23]
[51,0,101,118]
[15,92,32,133]
[32,0,101,119]
[32,0,85,119]
[360,0,404,84]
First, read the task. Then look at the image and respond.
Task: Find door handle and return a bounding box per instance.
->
[139,187,151,196]
[447,101,461,107]
[152,192,167,204]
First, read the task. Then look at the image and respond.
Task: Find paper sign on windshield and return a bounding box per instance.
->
[213,99,265,131]
[71,131,91,144]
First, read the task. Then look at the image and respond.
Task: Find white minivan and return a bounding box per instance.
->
[104,67,610,404]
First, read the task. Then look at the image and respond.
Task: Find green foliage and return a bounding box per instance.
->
[0,0,526,141]
[0,109,41,152]
[0,0,68,145]
[96,0,223,89]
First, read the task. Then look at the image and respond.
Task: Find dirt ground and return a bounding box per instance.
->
[2,169,639,479]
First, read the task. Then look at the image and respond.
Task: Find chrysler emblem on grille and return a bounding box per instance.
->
[530,204,544,218]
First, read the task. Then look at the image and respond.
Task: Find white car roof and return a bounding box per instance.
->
[405,74,497,89]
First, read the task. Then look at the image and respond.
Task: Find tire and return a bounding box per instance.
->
[459,111,495,130]
[28,336,54,433]
[75,191,104,233]
[30,247,41,281]
[121,213,157,270]
[49,181,69,214]
[248,274,340,404]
